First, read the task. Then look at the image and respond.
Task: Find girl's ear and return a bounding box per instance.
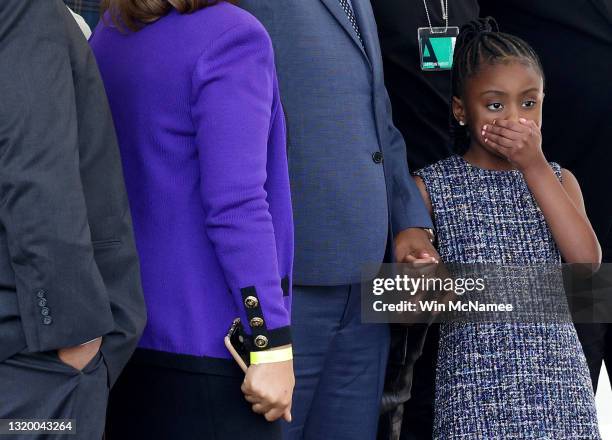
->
[452,96,466,125]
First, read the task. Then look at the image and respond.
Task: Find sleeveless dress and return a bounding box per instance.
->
[415,155,600,439]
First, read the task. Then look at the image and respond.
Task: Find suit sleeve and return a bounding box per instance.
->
[382,87,434,234]
[62,4,146,386]
[191,21,291,349]
[0,1,115,353]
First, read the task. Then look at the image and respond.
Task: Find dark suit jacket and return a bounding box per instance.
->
[371,0,480,171]
[239,0,433,286]
[0,0,146,386]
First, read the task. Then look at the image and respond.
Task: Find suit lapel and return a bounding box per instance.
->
[319,0,371,65]
[351,0,379,72]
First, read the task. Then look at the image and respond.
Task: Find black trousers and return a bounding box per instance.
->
[377,325,439,440]
[0,349,109,440]
[399,325,439,440]
[105,358,281,440]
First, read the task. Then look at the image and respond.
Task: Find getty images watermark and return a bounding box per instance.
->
[371,273,495,313]
[361,263,612,324]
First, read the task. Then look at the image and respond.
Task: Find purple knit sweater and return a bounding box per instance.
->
[90,2,293,360]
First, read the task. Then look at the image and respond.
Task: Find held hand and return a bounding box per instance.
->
[241,346,295,422]
[57,337,102,371]
[395,228,439,264]
[482,119,547,172]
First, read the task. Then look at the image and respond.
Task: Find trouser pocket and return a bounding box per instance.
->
[0,349,109,439]
[51,350,104,375]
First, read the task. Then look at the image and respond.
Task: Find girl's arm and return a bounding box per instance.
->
[523,165,601,264]
[484,118,601,264]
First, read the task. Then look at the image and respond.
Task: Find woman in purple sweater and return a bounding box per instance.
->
[91,1,294,438]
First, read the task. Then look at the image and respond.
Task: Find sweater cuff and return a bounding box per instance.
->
[240,285,292,351]
[256,325,292,351]
[243,325,292,352]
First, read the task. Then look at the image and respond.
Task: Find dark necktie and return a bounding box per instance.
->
[338,0,364,48]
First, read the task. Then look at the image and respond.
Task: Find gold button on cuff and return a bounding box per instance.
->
[244,296,259,308]
[250,317,264,327]
[254,335,269,348]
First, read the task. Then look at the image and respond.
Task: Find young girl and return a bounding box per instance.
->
[414,18,602,439]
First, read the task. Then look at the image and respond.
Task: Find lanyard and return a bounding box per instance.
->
[417,0,458,71]
[422,0,449,34]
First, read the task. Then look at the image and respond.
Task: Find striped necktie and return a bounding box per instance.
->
[338,0,364,48]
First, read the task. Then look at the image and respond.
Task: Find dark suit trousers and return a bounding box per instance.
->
[284,284,390,440]
[0,350,109,440]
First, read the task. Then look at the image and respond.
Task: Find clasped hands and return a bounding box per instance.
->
[395,227,440,265]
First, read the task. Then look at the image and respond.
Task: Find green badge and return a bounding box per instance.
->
[418,26,459,71]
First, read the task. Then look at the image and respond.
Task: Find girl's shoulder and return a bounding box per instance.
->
[413,155,462,179]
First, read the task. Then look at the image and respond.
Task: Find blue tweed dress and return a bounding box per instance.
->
[415,155,600,439]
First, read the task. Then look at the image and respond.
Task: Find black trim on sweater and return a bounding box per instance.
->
[129,348,244,377]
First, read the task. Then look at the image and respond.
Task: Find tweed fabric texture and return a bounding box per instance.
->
[415,155,600,439]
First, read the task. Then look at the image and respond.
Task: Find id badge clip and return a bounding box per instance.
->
[418,26,459,71]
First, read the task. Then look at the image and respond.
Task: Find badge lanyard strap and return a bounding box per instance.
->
[422,0,449,34]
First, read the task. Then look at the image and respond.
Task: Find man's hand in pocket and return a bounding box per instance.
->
[57,337,102,371]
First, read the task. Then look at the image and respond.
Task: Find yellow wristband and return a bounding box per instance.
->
[250,346,293,365]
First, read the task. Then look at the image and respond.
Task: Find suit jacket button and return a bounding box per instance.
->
[38,298,47,307]
[42,316,53,325]
[372,151,383,164]
[41,307,50,316]
[244,296,259,309]
[250,317,264,327]
[36,289,46,298]
[254,335,268,348]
